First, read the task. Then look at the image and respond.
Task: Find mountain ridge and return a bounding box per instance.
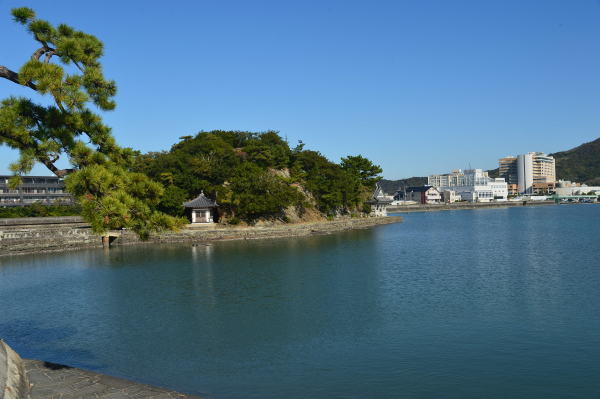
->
[551,137,600,185]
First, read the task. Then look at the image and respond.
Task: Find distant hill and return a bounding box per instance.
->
[551,137,600,186]
[379,177,427,194]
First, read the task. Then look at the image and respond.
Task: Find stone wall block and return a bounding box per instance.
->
[0,340,31,399]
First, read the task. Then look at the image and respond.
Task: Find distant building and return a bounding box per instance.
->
[428,169,507,202]
[392,189,405,201]
[554,180,600,197]
[0,175,74,206]
[390,189,418,205]
[506,184,519,196]
[406,186,441,204]
[499,152,556,194]
[183,192,218,223]
[441,190,461,203]
[499,156,518,185]
[366,185,393,216]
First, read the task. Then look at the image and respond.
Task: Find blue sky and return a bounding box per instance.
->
[1,0,599,179]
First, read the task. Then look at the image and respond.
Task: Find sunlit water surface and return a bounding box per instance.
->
[1,205,600,398]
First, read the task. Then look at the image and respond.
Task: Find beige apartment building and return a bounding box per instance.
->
[499,156,518,184]
[498,152,556,195]
[499,156,519,195]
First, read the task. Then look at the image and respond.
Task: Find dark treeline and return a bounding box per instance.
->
[0,203,81,218]
[133,130,382,223]
[379,177,428,195]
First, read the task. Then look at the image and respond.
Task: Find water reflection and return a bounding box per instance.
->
[1,206,600,398]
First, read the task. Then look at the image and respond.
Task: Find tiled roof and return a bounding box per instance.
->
[183,192,218,208]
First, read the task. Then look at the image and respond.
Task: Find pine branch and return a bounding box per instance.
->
[31,45,56,64]
[0,128,72,177]
[0,65,38,90]
[31,47,46,60]
[44,50,56,64]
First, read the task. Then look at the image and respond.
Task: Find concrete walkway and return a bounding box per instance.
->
[23,360,203,399]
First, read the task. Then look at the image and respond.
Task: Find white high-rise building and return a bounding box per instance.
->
[428,169,508,202]
[517,154,533,194]
[512,152,556,194]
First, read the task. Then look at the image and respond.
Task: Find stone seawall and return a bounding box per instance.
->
[0,216,402,257]
[0,222,97,256]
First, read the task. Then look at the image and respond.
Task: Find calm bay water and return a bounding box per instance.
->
[1,205,600,398]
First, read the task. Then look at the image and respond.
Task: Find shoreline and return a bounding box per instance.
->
[387,200,557,213]
[0,216,402,257]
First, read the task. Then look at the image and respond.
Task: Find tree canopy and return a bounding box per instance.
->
[341,155,383,189]
[134,130,383,222]
[0,8,182,238]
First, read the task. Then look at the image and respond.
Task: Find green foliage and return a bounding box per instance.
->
[341,155,383,189]
[243,132,291,169]
[228,216,241,225]
[0,203,81,218]
[551,138,600,185]
[158,185,188,216]
[362,203,372,215]
[229,163,302,221]
[11,7,36,24]
[134,130,382,222]
[292,150,363,215]
[64,164,184,237]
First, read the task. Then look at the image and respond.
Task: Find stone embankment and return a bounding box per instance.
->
[0,216,402,257]
[388,200,556,213]
[0,217,98,256]
[1,340,202,399]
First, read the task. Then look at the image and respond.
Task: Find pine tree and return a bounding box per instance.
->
[0,8,183,238]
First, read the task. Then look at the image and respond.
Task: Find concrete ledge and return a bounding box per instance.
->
[0,342,202,398]
[23,359,203,399]
[0,341,30,399]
